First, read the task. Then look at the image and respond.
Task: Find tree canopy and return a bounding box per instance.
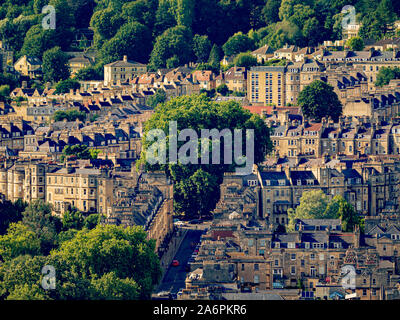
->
[346,37,365,51]
[139,93,273,219]
[0,0,398,77]
[149,25,194,70]
[375,67,400,87]
[42,47,70,83]
[0,224,161,300]
[298,80,343,122]
[288,192,364,232]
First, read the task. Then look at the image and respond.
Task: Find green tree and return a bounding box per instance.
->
[0,255,50,300]
[62,209,84,231]
[154,0,177,37]
[89,272,140,300]
[74,66,103,81]
[0,85,10,103]
[90,8,123,47]
[376,0,396,36]
[298,80,343,122]
[375,67,400,87]
[259,21,302,49]
[20,25,57,58]
[61,145,93,161]
[139,94,273,219]
[147,89,167,108]
[174,0,195,29]
[287,190,333,231]
[216,83,229,96]
[21,201,61,255]
[55,79,81,94]
[49,225,161,299]
[174,168,218,219]
[233,52,258,68]
[193,34,212,63]
[83,214,100,230]
[0,223,41,261]
[100,21,153,64]
[347,37,365,51]
[208,44,223,70]
[262,0,281,25]
[149,25,193,70]
[329,195,364,232]
[0,199,26,235]
[42,47,70,83]
[53,110,86,122]
[222,32,255,57]
[122,0,157,29]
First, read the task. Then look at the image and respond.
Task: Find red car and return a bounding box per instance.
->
[171,260,180,267]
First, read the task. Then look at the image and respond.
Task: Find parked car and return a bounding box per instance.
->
[171,260,180,267]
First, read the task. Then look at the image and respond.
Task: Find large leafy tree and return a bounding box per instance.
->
[347,36,365,51]
[222,32,255,57]
[48,225,161,299]
[233,52,258,68]
[20,25,57,58]
[259,20,302,49]
[139,94,273,219]
[53,110,86,122]
[90,7,124,48]
[147,89,167,108]
[74,66,103,81]
[149,25,194,70]
[0,223,41,261]
[0,225,161,300]
[193,34,212,63]
[62,209,84,231]
[42,47,70,83]
[208,44,223,70]
[21,201,61,255]
[288,192,364,232]
[0,255,50,300]
[375,67,400,87]
[298,80,342,122]
[326,195,364,232]
[100,21,152,64]
[55,79,81,94]
[153,0,177,37]
[0,199,26,235]
[262,0,282,25]
[288,190,331,231]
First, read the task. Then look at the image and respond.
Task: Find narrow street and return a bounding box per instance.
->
[155,225,205,297]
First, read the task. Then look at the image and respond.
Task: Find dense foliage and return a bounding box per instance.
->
[0,200,161,300]
[287,191,364,232]
[139,93,273,219]
[298,80,343,122]
[375,66,400,87]
[0,0,398,85]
